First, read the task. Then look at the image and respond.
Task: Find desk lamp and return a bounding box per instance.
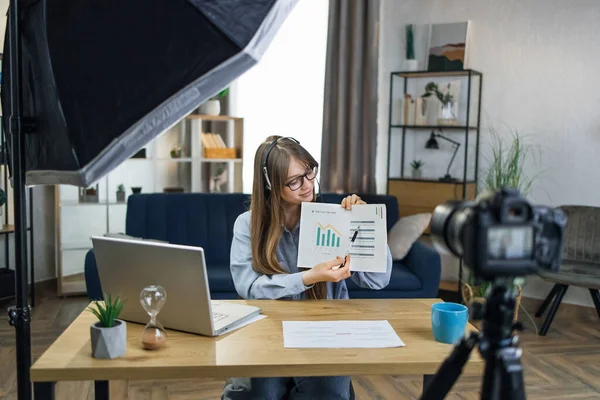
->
[425,131,461,182]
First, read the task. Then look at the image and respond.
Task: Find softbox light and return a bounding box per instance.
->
[1,0,297,187]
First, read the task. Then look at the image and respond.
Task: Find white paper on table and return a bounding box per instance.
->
[282,320,405,348]
[297,202,388,272]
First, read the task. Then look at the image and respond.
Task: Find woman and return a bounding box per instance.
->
[224,136,393,400]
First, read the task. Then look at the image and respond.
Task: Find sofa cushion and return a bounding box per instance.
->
[345,261,421,291]
[206,264,237,292]
[388,213,432,260]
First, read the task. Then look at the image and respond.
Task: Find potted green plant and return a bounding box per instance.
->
[410,159,424,179]
[116,184,126,203]
[88,294,127,359]
[403,24,418,71]
[199,87,229,116]
[463,124,538,324]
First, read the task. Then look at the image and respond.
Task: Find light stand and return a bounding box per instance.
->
[425,131,461,182]
[5,1,33,399]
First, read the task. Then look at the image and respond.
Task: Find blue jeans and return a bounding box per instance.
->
[222,376,352,400]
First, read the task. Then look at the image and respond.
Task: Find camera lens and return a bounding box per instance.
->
[430,200,472,258]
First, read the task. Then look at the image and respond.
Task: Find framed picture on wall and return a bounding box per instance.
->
[427,21,471,72]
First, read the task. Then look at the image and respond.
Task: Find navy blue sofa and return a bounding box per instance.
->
[85,193,441,300]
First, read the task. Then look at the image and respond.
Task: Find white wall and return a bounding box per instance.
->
[232,0,329,194]
[378,0,600,307]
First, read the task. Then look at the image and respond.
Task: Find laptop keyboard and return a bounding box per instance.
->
[213,312,228,323]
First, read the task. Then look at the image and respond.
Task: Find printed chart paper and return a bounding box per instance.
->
[282,320,405,348]
[297,202,387,272]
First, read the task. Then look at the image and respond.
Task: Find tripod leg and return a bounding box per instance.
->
[420,332,479,400]
[499,347,526,400]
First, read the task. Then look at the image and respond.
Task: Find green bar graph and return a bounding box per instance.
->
[327,230,331,246]
[336,237,340,247]
[322,233,326,244]
[331,233,337,247]
[317,227,321,245]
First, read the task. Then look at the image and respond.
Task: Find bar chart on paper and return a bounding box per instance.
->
[298,202,388,272]
[316,223,342,248]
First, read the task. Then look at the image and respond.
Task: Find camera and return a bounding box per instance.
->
[430,188,567,280]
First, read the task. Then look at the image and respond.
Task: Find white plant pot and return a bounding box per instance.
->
[199,100,221,116]
[90,319,127,359]
[412,169,422,180]
[403,59,419,71]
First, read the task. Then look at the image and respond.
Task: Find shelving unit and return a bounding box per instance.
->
[386,69,483,296]
[55,114,245,296]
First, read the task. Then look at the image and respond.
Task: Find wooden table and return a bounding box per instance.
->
[31,299,483,399]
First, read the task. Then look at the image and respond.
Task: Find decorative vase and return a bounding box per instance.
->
[411,169,422,179]
[438,101,458,126]
[116,191,125,203]
[211,177,221,193]
[90,319,127,359]
[131,187,142,194]
[403,59,419,71]
[423,96,441,125]
[199,99,221,116]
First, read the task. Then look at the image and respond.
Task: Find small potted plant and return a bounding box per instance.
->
[88,294,127,359]
[116,184,126,203]
[403,24,418,71]
[199,87,229,116]
[410,159,424,179]
[79,184,99,203]
[170,143,183,158]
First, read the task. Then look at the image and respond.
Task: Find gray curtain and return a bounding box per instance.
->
[320,0,380,194]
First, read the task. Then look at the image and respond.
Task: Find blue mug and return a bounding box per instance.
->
[431,302,469,344]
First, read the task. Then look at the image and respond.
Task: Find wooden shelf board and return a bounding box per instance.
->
[185,115,242,121]
[439,280,460,292]
[200,158,242,163]
[0,224,15,234]
[393,69,482,78]
[155,158,193,162]
[388,178,477,184]
[391,125,477,130]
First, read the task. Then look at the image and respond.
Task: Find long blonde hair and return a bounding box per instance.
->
[250,136,327,300]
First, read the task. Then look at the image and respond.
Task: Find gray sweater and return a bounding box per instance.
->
[230,211,393,300]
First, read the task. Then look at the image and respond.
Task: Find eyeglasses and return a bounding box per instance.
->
[285,166,318,191]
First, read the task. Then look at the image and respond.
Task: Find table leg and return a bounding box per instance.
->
[33,382,55,400]
[423,375,434,393]
[95,380,110,400]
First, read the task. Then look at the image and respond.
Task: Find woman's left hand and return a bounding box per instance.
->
[341,194,367,210]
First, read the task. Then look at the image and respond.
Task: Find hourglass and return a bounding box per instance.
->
[140,285,168,350]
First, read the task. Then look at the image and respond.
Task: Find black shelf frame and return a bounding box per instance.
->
[386,69,483,301]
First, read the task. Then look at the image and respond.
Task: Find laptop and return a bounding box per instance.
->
[91,235,262,336]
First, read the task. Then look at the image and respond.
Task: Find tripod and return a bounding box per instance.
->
[421,282,527,400]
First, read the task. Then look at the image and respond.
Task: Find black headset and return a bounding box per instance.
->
[262,136,300,191]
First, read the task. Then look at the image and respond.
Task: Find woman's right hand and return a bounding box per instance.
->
[302,256,351,286]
